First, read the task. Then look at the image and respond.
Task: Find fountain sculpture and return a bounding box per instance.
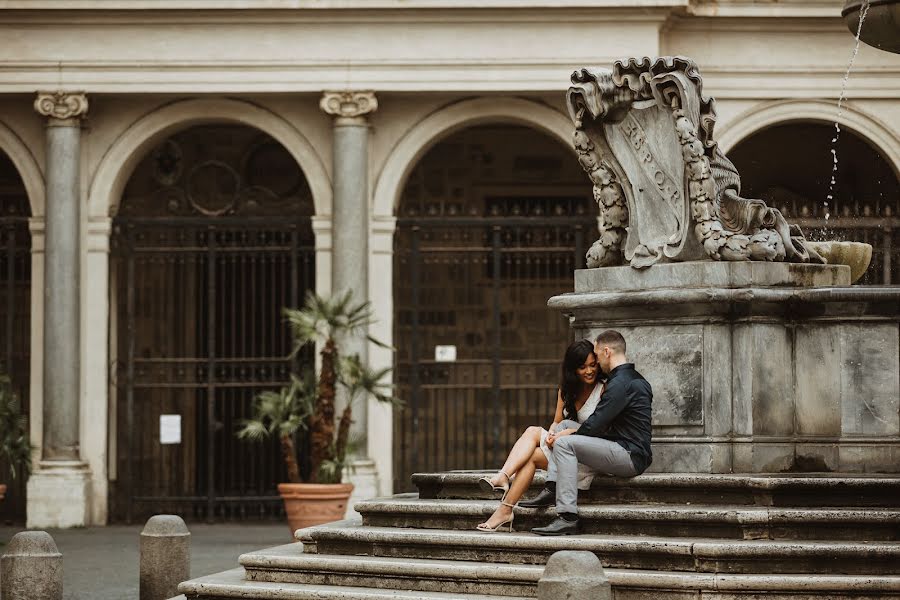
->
[551,57,900,474]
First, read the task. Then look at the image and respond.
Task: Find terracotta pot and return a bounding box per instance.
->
[277,482,354,536]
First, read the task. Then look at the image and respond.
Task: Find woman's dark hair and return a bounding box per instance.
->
[559,339,597,419]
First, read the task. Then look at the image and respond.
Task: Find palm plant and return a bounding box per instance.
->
[0,374,31,481]
[238,291,399,484]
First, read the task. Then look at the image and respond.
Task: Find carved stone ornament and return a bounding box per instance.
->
[319,91,378,119]
[34,91,89,121]
[567,57,825,269]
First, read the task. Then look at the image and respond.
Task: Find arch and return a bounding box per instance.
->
[717,99,900,181]
[89,98,331,219]
[0,120,45,218]
[373,97,575,218]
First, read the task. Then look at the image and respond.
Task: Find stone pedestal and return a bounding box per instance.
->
[550,261,900,473]
[344,458,380,519]
[26,461,91,529]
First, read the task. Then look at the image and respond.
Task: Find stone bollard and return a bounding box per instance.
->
[537,550,611,600]
[0,530,63,600]
[140,515,191,600]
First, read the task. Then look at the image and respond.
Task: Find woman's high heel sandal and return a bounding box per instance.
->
[475,501,516,533]
[478,470,511,500]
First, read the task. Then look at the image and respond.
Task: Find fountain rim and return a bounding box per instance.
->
[842,0,895,16]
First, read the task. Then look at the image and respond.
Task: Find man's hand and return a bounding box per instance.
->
[546,428,577,448]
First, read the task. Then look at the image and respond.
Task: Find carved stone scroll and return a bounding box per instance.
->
[567,57,824,268]
[34,91,89,122]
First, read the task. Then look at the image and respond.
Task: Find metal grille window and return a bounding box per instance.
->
[391,126,596,491]
[0,152,31,523]
[110,126,315,522]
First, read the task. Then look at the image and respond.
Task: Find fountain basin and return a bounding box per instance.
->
[843,0,900,54]
[552,262,900,474]
[806,241,873,283]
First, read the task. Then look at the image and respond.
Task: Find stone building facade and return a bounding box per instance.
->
[0,1,897,527]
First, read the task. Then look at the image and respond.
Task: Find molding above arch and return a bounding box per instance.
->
[716,99,900,180]
[88,97,331,219]
[0,120,45,218]
[372,96,575,218]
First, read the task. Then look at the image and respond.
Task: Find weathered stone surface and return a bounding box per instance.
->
[553,266,900,474]
[354,497,900,541]
[574,262,850,293]
[603,325,704,428]
[412,471,900,507]
[0,531,63,600]
[794,325,842,436]
[26,462,91,529]
[840,324,900,436]
[141,515,191,600]
[538,551,610,600]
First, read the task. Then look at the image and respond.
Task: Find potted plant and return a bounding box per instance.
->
[238,292,398,534]
[0,373,32,503]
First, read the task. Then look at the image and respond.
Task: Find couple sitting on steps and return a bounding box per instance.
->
[477,330,653,536]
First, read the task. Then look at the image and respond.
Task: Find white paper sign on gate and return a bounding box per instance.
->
[160,414,182,445]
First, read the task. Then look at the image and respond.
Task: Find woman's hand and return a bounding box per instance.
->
[545,428,577,448]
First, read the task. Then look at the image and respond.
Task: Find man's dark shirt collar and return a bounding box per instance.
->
[606,363,635,381]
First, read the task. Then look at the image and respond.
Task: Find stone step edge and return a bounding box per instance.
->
[177,567,525,600]
[412,471,900,492]
[355,497,900,524]
[190,561,900,595]
[297,524,900,560]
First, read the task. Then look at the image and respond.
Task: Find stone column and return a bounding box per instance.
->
[26,91,92,529]
[320,91,379,509]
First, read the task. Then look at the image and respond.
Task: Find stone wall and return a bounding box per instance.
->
[551,262,900,473]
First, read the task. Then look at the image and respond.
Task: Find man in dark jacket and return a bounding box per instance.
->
[524,330,653,536]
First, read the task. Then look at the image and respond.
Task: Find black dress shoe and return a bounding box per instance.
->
[517,488,555,508]
[532,516,579,536]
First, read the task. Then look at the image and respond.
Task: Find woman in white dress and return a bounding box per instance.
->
[476,339,603,532]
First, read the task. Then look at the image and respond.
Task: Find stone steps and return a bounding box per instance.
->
[240,543,541,597]
[356,495,900,540]
[235,543,900,600]
[178,567,526,600]
[178,473,900,600]
[412,471,900,507]
[297,522,900,575]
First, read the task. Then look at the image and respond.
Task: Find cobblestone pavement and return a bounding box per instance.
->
[0,522,290,599]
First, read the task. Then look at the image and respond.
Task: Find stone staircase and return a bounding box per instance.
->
[178,472,900,599]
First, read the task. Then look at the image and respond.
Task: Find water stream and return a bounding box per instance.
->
[826,0,872,228]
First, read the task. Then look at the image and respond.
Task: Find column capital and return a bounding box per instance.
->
[34,91,89,122]
[320,91,377,120]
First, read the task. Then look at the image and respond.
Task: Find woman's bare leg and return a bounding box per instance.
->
[489,426,544,487]
[479,448,548,529]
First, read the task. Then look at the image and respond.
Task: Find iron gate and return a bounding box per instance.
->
[111,218,314,522]
[0,154,31,523]
[110,125,316,522]
[392,196,596,491]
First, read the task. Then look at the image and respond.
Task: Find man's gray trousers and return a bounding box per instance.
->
[546,419,636,515]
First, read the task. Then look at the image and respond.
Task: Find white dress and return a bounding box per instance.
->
[539,382,603,490]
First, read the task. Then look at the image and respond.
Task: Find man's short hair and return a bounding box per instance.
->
[595,330,626,355]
